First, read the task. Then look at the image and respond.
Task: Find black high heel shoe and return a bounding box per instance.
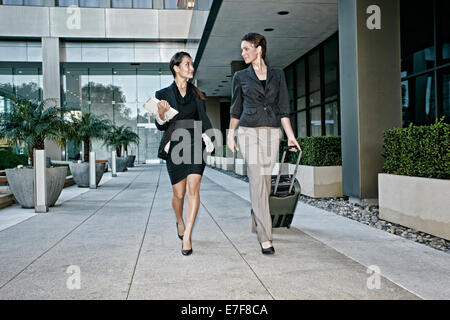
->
[181,239,193,256]
[260,242,275,255]
[176,223,184,240]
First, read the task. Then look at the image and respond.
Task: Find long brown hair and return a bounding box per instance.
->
[169,51,206,101]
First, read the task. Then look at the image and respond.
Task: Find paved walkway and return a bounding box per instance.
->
[0,164,448,299]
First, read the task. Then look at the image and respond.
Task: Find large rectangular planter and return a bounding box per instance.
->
[379,173,450,241]
[221,157,235,171]
[272,164,342,198]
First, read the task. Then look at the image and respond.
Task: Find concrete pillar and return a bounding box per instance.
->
[34,149,48,213]
[89,151,96,189]
[338,0,402,201]
[112,150,117,177]
[42,37,62,161]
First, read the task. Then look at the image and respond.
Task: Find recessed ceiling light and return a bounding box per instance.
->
[277,11,289,15]
[264,28,274,32]
[221,80,227,83]
[218,85,223,87]
[226,75,232,77]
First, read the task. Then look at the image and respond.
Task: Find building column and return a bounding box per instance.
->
[338,0,402,201]
[42,37,62,160]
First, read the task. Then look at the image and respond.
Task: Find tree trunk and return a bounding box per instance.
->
[116,145,122,158]
[31,138,45,167]
[125,145,128,157]
[84,137,90,162]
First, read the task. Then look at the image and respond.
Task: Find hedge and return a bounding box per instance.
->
[382,118,450,179]
[0,148,28,170]
[280,136,342,166]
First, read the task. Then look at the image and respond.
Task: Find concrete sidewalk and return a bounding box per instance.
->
[0,164,445,299]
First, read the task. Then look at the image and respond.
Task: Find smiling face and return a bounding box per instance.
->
[174,55,194,80]
[241,40,262,64]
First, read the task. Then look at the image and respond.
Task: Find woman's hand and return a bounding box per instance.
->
[287,136,302,153]
[157,100,171,120]
[227,130,239,153]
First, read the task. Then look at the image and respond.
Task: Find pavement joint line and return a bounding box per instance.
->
[0,170,117,235]
[0,168,146,291]
[200,176,276,300]
[125,165,163,300]
[204,170,425,299]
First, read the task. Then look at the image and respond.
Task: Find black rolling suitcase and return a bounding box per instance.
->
[269,146,302,228]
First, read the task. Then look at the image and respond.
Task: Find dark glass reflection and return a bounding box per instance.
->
[308,50,321,107]
[324,37,338,102]
[441,68,450,120]
[402,73,436,126]
[401,0,435,76]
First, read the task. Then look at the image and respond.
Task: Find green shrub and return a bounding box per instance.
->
[0,148,29,170]
[382,118,450,179]
[279,136,342,166]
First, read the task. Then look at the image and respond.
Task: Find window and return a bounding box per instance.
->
[133,0,152,8]
[325,102,339,136]
[308,50,321,107]
[401,0,450,126]
[3,0,23,5]
[284,33,340,137]
[164,0,177,9]
[440,67,450,120]
[310,107,321,136]
[112,0,132,8]
[79,0,98,7]
[58,0,78,6]
[24,0,45,5]
[296,59,306,111]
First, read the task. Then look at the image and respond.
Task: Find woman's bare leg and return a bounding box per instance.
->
[172,178,187,236]
[183,174,202,250]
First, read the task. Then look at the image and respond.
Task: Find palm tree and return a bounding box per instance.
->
[65,113,111,163]
[104,125,140,157]
[0,98,66,166]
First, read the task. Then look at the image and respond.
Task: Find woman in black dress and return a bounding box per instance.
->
[154,52,213,256]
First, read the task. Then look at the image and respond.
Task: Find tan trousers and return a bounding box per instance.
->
[237,126,282,243]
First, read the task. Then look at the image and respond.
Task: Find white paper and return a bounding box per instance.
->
[143,97,179,122]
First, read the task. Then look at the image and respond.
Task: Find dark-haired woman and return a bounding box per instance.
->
[154,52,213,256]
[227,33,301,255]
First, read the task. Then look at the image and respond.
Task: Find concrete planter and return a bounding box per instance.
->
[272,164,342,198]
[234,158,247,176]
[5,167,67,208]
[210,156,216,167]
[206,155,211,166]
[379,173,450,241]
[126,155,136,167]
[108,157,128,172]
[69,162,106,188]
[221,157,235,171]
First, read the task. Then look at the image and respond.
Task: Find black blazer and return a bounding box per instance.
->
[230,64,290,127]
[154,81,213,160]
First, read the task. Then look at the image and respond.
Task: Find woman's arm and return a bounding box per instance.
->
[227,118,240,153]
[281,117,301,152]
[227,73,243,153]
[154,91,170,131]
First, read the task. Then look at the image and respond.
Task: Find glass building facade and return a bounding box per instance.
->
[284,0,450,138]
[61,66,173,162]
[284,33,340,138]
[0,0,213,9]
[400,0,450,126]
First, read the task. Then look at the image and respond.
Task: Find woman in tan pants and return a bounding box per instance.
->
[227,33,301,254]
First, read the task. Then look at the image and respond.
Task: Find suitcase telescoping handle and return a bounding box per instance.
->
[274,146,302,195]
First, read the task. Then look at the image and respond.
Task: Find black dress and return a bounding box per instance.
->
[166,84,206,185]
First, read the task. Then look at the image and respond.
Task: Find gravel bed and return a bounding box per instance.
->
[208,165,450,254]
